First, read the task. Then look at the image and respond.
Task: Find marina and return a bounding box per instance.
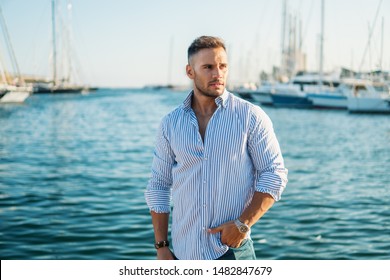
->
[233,74,390,113]
[1,88,389,259]
[0,0,389,263]
[0,0,95,104]
[232,0,390,114]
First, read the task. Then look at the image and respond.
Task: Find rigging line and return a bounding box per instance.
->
[0,50,9,84]
[246,0,271,79]
[358,0,383,72]
[71,32,92,83]
[254,0,271,38]
[69,3,94,82]
[23,1,49,76]
[369,17,384,70]
[299,0,315,50]
[253,0,276,72]
[0,4,23,83]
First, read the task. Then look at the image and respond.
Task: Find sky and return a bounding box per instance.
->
[0,0,389,88]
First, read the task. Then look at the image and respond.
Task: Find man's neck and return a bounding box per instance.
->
[191,90,219,116]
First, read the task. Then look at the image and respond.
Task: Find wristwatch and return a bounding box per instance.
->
[154,240,169,249]
[234,219,250,234]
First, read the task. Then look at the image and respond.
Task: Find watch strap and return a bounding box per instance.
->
[154,240,169,249]
[234,219,250,233]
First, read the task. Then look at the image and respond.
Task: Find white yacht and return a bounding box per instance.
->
[345,79,390,113]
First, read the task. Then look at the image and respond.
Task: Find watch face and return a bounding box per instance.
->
[239,225,249,233]
[235,219,250,233]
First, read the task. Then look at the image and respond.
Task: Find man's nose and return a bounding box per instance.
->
[212,67,223,78]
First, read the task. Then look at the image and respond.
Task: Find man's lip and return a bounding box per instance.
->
[209,82,224,86]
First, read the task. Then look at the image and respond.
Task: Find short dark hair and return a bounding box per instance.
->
[187,36,226,63]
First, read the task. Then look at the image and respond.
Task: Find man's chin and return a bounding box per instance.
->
[194,83,225,98]
[207,86,225,96]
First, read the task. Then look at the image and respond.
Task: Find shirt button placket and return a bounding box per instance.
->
[201,131,210,259]
[200,146,210,249]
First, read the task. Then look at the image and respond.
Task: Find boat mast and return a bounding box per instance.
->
[52,0,57,86]
[319,0,324,89]
[167,36,173,86]
[64,0,73,85]
[379,17,384,72]
[281,0,287,78]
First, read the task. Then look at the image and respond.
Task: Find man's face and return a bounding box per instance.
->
[186,47,228,98]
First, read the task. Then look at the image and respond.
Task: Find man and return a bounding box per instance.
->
[145,36,288,260]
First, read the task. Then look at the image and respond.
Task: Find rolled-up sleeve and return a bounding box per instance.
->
[248,107,288,201]
[145,117,175,213]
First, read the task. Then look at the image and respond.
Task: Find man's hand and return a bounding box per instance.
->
[157,246,175,260]
[208,221,246,248]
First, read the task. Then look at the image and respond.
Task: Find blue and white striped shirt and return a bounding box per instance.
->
[145,90,288,260]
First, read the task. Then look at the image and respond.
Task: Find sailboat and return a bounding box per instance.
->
[270,0,332,108]
[0,84,32,103]
[0,5,32,103]
[33,0,95,94]
[346,1,390,113]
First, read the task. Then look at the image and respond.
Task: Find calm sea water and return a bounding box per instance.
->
[1,88,389,260]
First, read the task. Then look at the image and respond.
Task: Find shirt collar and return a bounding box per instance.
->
[183,89,229,112]
[215,89,229,108]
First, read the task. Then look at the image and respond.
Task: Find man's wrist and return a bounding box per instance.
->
[234,219,250,234]
[154,240,170,249]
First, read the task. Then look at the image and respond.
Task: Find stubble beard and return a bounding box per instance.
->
[193,77,225,99]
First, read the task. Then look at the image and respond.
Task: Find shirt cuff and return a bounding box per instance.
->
[255,187,283,201]
[255,168,288,201]
[145,188,171,213]
[148,205,171,214]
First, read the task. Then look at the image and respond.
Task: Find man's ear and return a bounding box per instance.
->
[186,64,194,79]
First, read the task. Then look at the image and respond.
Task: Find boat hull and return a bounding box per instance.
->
[271,93,313,108]
[235,91,254,102]
[307,93,347,109]
[33,85,86,94]
[251,91,273,105]
[0,91,30,103]
[347,96,390,113]
[33,84,97,94]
